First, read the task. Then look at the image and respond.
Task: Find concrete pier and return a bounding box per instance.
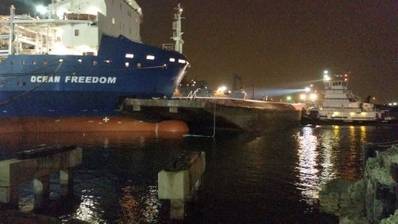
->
[123,97,301,134]
[158,151,206,220]
[0,146,82,208]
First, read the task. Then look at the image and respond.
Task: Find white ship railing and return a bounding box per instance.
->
[0,50,8,57]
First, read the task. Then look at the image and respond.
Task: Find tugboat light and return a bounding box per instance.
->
[323,74,331,82]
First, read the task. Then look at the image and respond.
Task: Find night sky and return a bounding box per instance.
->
[3,0,398,102]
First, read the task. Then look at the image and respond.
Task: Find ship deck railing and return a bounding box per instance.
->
[0,50,8,57]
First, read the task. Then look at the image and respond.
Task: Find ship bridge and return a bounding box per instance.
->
[0,0,142,57]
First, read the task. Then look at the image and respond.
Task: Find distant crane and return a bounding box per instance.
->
[232,74,242,91]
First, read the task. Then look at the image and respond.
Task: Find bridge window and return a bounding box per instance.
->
[74,29,79,36]
[125,53,134,59]
[146,55,155,60]
[178,59,186,64]
[169,58,176,62]
[125,62,130,67]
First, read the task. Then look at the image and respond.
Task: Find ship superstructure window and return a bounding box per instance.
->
[178,59,186,64]
[74,29,79,36]
[105,60,111,64]
[169,58,176,62]
[78,59,83,63]
[112,18,116,25]
[125,62,130,67]
[125,53,134,59]
[146,55,155,60]
[93,60,98,66]
[58,59,64,63]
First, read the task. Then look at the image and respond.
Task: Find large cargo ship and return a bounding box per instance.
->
[0,0,189,118]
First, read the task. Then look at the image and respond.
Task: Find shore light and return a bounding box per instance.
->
[309,93,318,102]
[215,85,228,96]
[35,5,48,15]
[299,94,307,101]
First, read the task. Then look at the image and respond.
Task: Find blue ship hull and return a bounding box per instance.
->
[0,35,188,117]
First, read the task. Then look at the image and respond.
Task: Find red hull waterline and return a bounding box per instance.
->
[0,116,189,138]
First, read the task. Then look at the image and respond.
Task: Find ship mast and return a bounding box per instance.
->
[172,3,184,54]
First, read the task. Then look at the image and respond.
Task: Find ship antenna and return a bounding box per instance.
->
[172,3,184,54]
[8,5,15,55]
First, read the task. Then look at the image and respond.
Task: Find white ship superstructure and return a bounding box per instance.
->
[318,71,383,122]
[0,0,143,56]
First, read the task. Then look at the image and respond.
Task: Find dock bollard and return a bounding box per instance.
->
[158,151,206,220]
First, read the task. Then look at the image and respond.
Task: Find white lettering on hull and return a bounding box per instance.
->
[30,76,61,83]
[31,76,117,84]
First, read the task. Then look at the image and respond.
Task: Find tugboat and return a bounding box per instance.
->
[308,71,387,124]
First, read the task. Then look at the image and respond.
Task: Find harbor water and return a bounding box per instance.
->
[1,125,398,223]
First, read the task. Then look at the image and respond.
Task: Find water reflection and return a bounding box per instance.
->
[74,192,104,224]
[296,127,322,202]
[0,125,397,223]
[118,185,160,223]
[295,125,398,205]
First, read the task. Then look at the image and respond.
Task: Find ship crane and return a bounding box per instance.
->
[8,5,15,55]
[172,3,184,54]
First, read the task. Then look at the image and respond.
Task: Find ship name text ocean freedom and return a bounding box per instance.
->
[30,75,117,84]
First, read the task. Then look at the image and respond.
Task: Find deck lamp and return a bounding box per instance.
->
[35,5,48,15]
